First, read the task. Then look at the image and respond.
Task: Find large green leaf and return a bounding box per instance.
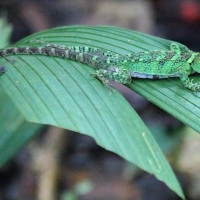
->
[0,26,185,198]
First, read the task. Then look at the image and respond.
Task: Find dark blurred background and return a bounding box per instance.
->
[0,0,200,199]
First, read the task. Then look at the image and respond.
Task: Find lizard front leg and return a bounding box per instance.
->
[178,67,200,91]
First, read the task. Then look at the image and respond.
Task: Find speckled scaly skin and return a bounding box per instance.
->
[0,40,200,91]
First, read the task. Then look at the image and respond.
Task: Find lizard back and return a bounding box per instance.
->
[109,50,196,79]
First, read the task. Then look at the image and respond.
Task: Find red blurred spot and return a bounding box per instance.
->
[180,1,200,23]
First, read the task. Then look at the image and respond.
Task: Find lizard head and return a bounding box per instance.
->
[191,53,200,73]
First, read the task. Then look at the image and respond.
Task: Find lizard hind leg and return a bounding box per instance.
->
[90,67,132,90]
[178,67,200,91]
[170,43,181,54]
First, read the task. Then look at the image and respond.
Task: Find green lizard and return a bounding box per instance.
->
[0,40,200,91]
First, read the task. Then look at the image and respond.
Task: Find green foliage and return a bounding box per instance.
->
[0,16,12,48]
[0,87,42,166]
[0,17,42,167]
[0,25,187,199]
